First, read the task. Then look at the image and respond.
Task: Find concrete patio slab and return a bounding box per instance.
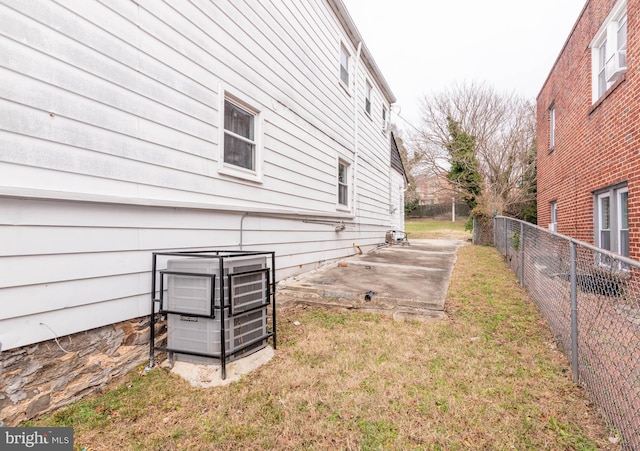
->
[277,238,465,321]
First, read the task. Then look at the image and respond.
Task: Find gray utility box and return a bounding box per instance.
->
[166,255,268,365]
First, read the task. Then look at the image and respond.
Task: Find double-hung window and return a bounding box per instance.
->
[224,99,255,170]
[219,91,262,182]
[382,106,388,133]
[595,184,629,257]
[591,0,627,101]
[597,193,611,250]
[618,188,629,256]
[339,44,350,88]
[550,201,558,232]
[365,81,372,115]
[338,160,349,207]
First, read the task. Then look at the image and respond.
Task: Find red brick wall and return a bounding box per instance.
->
[414,172,456,205]
[537,0,640,259]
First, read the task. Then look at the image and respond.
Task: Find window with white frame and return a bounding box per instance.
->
[365,80,372,115]
[618,188,629,256]
[591,0,627,101]
[224,99,256,170]
[549,103,555,150]
[595,184,629,257]
[337,160,349,207]
[550,201,558,231]
[220,93,262,181]
[598,191,613,253]
[339,43,350,88]
[382,106,388,133]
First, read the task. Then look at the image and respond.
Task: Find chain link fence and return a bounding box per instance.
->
[494,216,640,448]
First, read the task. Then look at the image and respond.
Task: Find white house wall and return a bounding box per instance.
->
[389,170,406,231]
[0,197,369,349]
[0,0,398,350]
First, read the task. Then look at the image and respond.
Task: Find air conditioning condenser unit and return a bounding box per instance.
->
[149,251,276,378]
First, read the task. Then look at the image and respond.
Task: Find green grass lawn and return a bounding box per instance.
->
[404,217,471,240]
[23,242,617,450]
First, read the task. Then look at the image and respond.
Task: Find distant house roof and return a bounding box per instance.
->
[390,132,409,185]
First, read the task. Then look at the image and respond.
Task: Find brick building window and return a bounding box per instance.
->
[595,184,628,257]
[550,201,558,232]
[549,103,555,150]
[591,0,627,101]
[619,188,629,256]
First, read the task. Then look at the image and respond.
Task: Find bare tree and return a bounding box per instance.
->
[409,81,536,220]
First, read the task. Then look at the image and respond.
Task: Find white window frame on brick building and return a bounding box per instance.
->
[590,0,627,101]
[595,183,629,258]
[549,200,558,232]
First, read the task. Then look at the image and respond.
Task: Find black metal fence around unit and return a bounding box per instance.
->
[494,216,640,448]
[148,250,277,380]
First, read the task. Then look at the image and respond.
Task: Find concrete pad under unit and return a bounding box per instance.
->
[168,346,275,387]
[277,238,465,321]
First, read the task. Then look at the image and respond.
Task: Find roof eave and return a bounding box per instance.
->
[328,0,397,104]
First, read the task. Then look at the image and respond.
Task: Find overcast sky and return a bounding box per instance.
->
[342,0,587,132]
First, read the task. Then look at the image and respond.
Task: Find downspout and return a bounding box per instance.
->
[352,41,362,218]
[239,212,249,250]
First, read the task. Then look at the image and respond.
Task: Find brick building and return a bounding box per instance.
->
[414,171,455,206]
[537,0,638,260]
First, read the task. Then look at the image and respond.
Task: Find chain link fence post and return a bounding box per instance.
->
[504,219,508,258]
[473,216,477,245]
[519,222,525,287]
[570,241,579,385]
[493,216,496,249]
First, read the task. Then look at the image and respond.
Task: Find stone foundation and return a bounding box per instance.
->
[0,317,165,426]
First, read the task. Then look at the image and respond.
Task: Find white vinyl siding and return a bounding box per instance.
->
[0,198,363,349]
[389,170,405,231]
[0,0,397,350]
